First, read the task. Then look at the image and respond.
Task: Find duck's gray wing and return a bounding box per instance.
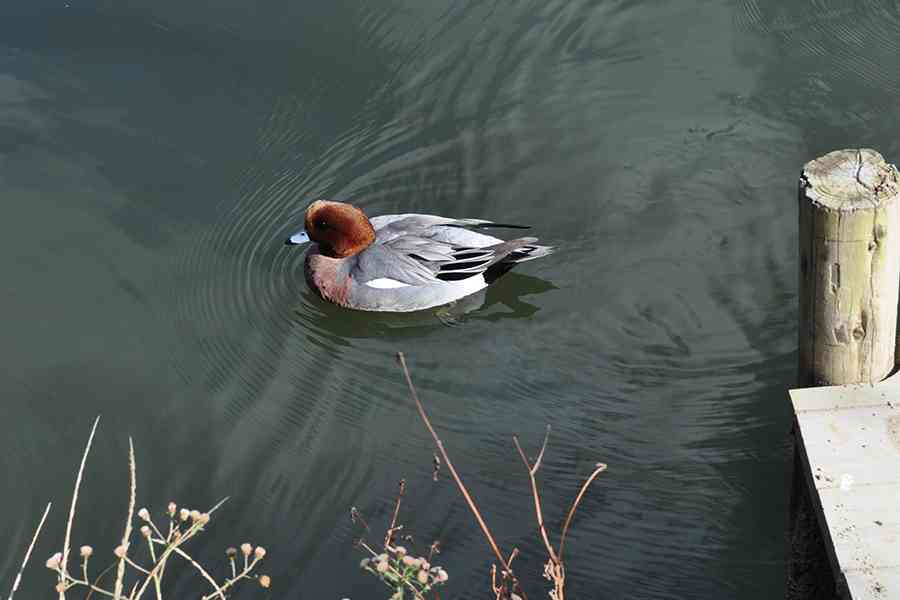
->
[353,233,544,285]
[371,214,529,247]
[351,242,440,285]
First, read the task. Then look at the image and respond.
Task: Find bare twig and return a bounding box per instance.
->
[170,548,227,600]
[558,462,607,561]
[143,534,162,600]
[198,556,260,600]
[397,353,504,563]
[427,540,441,562]
[491,564,499,599]
[65,575,117,598]
[507,547,520,566]
[207,497,230,515]
[123,558,151,576]
[61,416,101,600]
[350,507,370,531]
[397,352,526,600]
[133,499,224,600]
[513,430,558,564]
[384,479,406,549]
[85,562,116,600]
[531,426,551,474]
[7,502,52,600]
[432,454,441,482]
[113,438,137,600]
[133,531,193,600]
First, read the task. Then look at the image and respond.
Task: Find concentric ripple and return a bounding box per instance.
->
[146,0,836,597]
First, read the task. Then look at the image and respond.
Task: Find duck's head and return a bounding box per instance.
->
[286,200,376,258]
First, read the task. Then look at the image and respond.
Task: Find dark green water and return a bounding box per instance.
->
[3,0,900,598]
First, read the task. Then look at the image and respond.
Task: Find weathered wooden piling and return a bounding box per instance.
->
[789,149,900,600]
[798,149,900,386]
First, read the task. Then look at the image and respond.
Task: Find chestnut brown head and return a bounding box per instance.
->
[303,200,376,258]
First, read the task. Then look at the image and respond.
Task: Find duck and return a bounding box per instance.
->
[285,200,554,312]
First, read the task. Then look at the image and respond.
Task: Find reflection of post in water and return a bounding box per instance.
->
[789,149,900,600]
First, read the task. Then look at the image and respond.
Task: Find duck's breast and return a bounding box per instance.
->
[304,246,353,306]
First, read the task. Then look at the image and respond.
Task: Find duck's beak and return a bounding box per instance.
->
[285,230,310,245]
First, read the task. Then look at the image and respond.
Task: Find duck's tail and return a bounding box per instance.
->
[501,239,555,263]
[484,237,555,283]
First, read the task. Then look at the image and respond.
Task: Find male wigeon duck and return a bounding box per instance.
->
[285,200,554,312]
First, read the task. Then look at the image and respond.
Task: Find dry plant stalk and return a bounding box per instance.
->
[383,479,406,549]
[112,439,136,600]
[352,479,450,600]
[397,352,527,600]
[397,352,606,600]
[7,502,52,600]
[60,416,101,600]
[17,418,270,600]
[514,430,607,600]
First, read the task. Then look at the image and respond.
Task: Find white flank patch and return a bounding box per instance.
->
[365,278,412,289]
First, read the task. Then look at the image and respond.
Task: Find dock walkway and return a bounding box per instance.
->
[791,374,900,598]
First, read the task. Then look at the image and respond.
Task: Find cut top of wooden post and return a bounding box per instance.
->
[802,149,900,210]
[799,149,900,386]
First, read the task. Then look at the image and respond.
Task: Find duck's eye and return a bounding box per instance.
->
[317,220,329,229]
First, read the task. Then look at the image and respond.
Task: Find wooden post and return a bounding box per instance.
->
[789,149,900,600]
[798,148,900,386]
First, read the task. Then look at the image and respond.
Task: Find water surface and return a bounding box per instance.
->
[3,0,900,598]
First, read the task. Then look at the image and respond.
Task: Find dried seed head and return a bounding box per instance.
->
[114,544,128,559]
[226,547,238,559]
[436,569,449,583]
[259,575,271,589]
[420,560,430,571]
[190,510,202,522]
[198,513,210,525]
[179,508,190,522]
[55,582,66,593]
[45,552,62,571]
[137,508,151,522]
[359,558,370,569]
[140,525,151,538]
[80,545,93,558]
[240,543,253,557]
[402,555,416,567]
[254,546,266,560]
[167,502,177,517]
[394,545,407,557]
[417,570,429,584]
[376,560,389,573]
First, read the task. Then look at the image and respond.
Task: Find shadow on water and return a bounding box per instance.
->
[294,273,558,340]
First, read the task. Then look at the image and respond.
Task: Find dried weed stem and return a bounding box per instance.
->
[397,352,526,600]
[7,502,52,600]
[399,352,606,600]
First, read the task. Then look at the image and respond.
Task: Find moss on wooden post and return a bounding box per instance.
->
[798,148,900,386]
